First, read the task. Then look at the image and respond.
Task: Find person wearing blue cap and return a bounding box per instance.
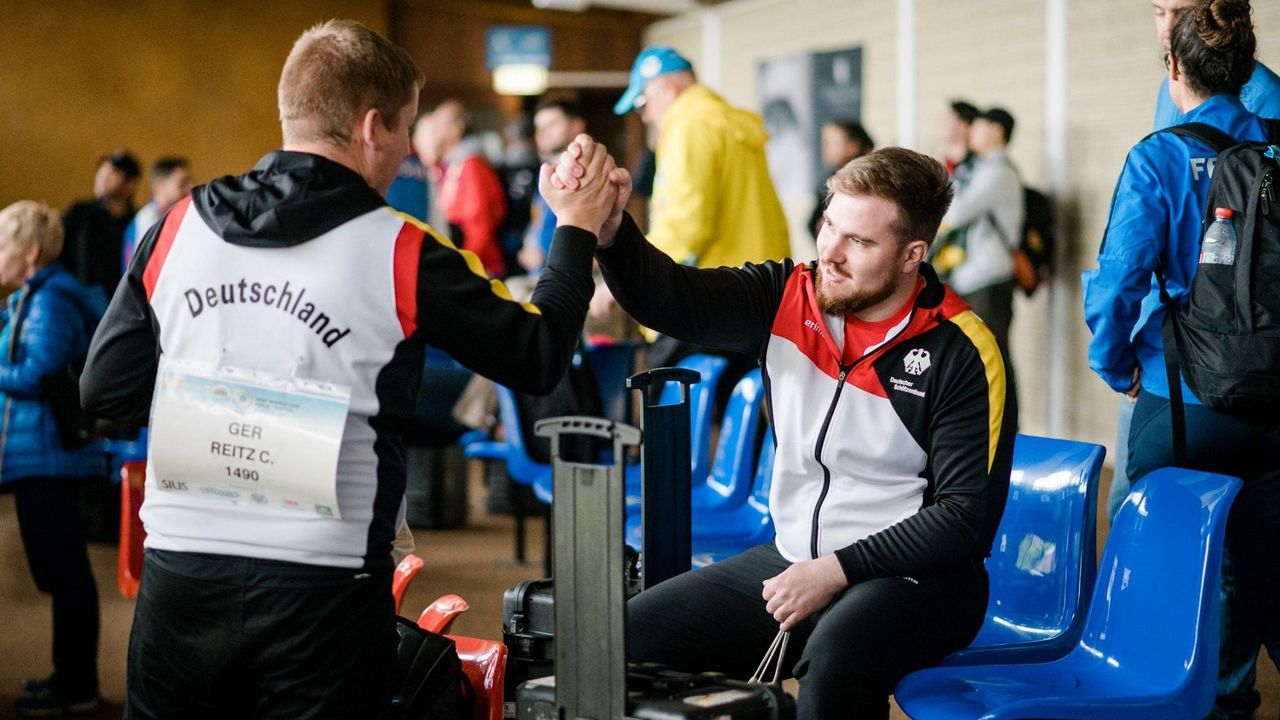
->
[609,45,791,392]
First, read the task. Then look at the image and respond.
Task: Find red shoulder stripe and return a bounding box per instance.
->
[393,220,424,337]
[142,196,191,300]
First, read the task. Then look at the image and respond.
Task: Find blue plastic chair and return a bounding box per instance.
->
[465,355,728,507]
[658,354,729,490]
[624,366,762,558]
[584,339,642,423]
[941,434,1105,666]
[462,384,555,503]
[689,429,777,567]
[690,368,765,511]
[894,467,1242,720]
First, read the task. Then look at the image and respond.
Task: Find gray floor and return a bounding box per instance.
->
[0,466,1274,719]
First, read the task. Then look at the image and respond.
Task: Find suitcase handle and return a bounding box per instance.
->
[534,416,641,445]
[626,366,701,405]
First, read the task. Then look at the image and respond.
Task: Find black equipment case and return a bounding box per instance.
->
[501,367,699,711]
[513,416,794,720]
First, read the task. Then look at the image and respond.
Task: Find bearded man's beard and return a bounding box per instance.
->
[814,264,899,316]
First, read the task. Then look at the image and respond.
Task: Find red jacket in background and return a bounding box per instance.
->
[441,155,507,277]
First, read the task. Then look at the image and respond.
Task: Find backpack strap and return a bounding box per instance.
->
[1156,122,1237,154]
[1266,118,1280,145]
[1153,265,1188,467]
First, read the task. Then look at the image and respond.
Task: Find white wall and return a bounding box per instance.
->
[644,0,1280,462]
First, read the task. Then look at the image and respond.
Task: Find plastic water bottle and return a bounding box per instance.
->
[1200,208,1237,265]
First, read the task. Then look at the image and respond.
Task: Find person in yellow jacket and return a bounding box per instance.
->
[608,45,790,378]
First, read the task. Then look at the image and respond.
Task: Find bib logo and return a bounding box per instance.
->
[904,348,931,376]
[1190,156,1217,181]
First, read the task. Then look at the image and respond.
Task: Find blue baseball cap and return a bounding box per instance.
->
[613,46,693,115]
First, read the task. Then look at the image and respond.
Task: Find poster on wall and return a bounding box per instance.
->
[758,46,863,202]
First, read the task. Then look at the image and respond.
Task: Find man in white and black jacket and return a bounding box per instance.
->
[549,140,1015,719]
[79,21,619,720]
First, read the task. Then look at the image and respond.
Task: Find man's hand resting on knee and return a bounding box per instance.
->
[762,555,849,631]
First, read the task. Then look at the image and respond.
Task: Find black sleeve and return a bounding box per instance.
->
[418,225,597,395]
[80,216,165,423]
[834,331,1016,584]
[595,213,792,360]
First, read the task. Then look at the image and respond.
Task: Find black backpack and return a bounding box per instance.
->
[1014,185,1056,296]
[1154,119,1280,461]
[392,616,474,719]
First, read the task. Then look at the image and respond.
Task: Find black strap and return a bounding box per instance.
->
[1153,266,1187,467]
[1158,122,1237,154]
[1267,118,1280,146]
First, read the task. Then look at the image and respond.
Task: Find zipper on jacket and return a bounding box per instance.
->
[809,367,849,558]
[807,306,921,558]
[1262,170,1274,216]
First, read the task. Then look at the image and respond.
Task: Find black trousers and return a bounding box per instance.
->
[125,549,396,720]
[961,279,1018,414]
[11,476,100,700]
[1128,390,1280,719]
[627,544,988,719]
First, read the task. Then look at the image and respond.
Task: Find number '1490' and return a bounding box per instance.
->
[225,466,260,482]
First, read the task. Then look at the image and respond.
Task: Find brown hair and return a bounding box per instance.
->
[1170,0,1256,97]
[278,19,425,145]
[826,147,954,245]
[0,201,64,268]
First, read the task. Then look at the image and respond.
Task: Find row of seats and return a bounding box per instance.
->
[469,360,1244,718]
[898,465,1240,719]
[465,354,777,563]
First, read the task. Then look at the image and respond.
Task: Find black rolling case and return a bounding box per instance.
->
[514,416,794,720]
[501,368,699,714]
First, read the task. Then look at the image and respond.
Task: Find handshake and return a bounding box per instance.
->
[539,134,632,247]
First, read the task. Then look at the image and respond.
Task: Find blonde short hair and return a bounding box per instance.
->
[278,19,425,145]
[0,200,63,268]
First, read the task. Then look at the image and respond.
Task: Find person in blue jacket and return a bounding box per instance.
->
[0,200,107,717]
[1083,3,1280,717]
[1152,0,1280,131]
[1110,0,1280,525]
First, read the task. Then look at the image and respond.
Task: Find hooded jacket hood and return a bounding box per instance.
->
[192,151,385,248]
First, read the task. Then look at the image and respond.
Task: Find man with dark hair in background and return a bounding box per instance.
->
[519,95,588,274]
[931,106,1023,410]
[122,156,192,268]
[809,120,874,238]
[935,100,978,179]
[62,149,141,295]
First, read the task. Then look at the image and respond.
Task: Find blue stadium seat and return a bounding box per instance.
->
[895,467,1241,720]
[627,370,769,563]
[689,428,776,567]
[465,354,729,507]
[657,354,729,489]
[941,434,1105,666]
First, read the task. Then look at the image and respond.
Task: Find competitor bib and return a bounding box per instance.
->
[148,356,351,519]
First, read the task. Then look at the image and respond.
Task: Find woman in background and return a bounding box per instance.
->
[1083,2,1279,717]
[0,200,106,717]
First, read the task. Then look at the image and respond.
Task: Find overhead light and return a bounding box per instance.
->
[532,0,699,13]
[532,0,591,9]
[493,63,550,95]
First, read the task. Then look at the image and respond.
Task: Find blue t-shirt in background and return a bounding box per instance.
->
[1153,61,1280,130]
[386,155,430,222]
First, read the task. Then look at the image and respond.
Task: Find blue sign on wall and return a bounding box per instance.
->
[486,26,552,71]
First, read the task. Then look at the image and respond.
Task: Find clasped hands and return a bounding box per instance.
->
[538,134,632,246]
